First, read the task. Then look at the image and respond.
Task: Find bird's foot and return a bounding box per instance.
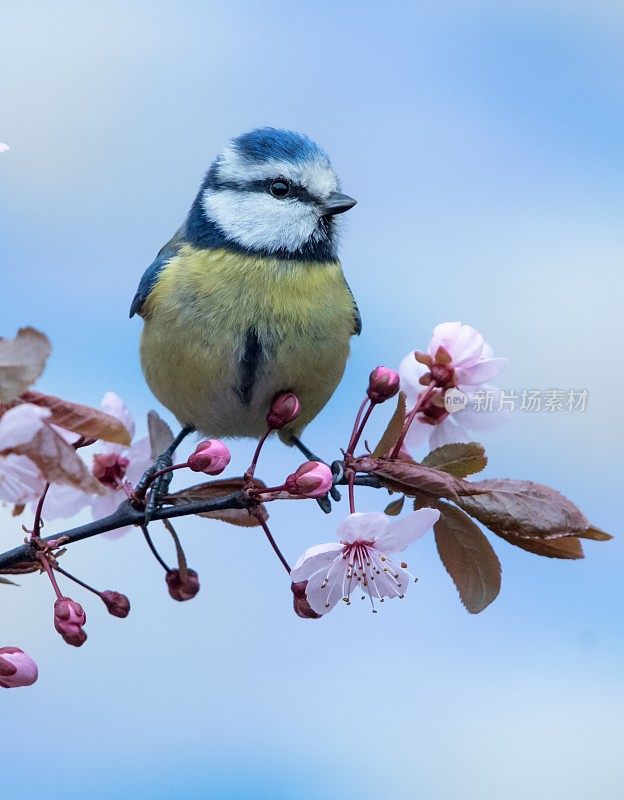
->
[134,424,195,524]
[144,452,176,523]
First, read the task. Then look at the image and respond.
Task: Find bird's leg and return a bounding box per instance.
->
[135,425,195,523]
[286,434,341,513]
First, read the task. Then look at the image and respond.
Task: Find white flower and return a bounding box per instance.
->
[42,392,151,528]
[0,405,49,505]
[290,509,440,614]
[399,321,507,451]
[0,143,9,154]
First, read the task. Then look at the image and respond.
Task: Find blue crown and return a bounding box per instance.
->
[230,127,330,166]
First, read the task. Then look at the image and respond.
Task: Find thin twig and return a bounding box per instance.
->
[140,525,170,572]
[0,472,382,572]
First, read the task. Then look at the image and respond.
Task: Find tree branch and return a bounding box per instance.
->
[0,472,382,572]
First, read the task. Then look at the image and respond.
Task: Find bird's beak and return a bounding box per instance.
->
[321,192,357,216]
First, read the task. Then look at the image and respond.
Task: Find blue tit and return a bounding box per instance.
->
[130,128,360,446]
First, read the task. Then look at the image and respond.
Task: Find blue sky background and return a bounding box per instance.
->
[1,1,623,798]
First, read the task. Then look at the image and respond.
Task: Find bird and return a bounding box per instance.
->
[130,127,360,463]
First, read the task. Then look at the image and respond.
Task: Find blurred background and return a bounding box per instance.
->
[1,1,623,797]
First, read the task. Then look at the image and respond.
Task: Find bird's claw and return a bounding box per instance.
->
[137,453,175,524]
[316,494,333,514]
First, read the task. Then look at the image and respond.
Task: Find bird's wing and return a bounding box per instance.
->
[129,232,184,318]
[343,276,362,335]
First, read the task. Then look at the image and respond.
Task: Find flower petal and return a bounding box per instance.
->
[429,417,472,449]
[399,352,429,407]
[304,556,350,614]
[91,490,121,523]
[367,556,413,600]
[374,508,440,553]
[336,512,389,544]
[0,404,50,451]
[403,416,433,451]
[101,392,135,440]
[0,454,43,504]
[455,357,507,385]
[42,483,91,520]
[290,542,343,582]
[125,436,152,485]
[429,322,485,367]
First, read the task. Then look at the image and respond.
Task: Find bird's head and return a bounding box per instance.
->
[193,128,356,260]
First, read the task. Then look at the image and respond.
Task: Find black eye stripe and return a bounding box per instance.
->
[213,178,318,204]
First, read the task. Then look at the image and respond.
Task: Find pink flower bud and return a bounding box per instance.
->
[0,647,39,688]
[100,590,131,618]
[367,366,400,404]
[166,568,200,602]
[285,461,333,498]
[291,581,321,619]
[62,629,87,648]
[188,439,231,475]
[54,597,87,647]
[266,392,301,429]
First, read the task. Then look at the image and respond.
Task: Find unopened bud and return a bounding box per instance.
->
[166,568,200,602]
[188,439,231,475]
[367,366,400,404]
[285,461,333,498]
[62,629,87,647]
[100,590,131,618]
[291,581,321,619]
[54,597,87,646]
[0,647,39,688]
[266,392,301,429]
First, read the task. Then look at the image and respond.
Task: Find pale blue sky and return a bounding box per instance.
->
[1,2,623,798]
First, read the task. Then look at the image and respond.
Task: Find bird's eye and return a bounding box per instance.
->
[269,179,291,198]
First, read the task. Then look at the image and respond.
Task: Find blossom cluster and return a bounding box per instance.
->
[1,321,608,688]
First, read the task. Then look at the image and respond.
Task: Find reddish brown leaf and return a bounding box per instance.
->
[357,455,471,501]
[147,410,174,461]
[422,442,487,478]
[371,392,406,457]
[434,504,501,613]
[384,495,405,516]
[6,421,104,494]
[496,530,584,559]
[165,477,268,527]
[0,560,40,575]
[456,479,589,538]
[0,327,51,403]
[21,391,131,446]
[577,525,613,541]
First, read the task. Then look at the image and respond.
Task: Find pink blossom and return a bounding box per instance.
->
[0,143,9,154]
[0,646,38,688]
[100,590,131,618]
[89,393,151,530]
[367,366,400,404]
[39,392,151,530]
[285,461,333,498]
[188,439,231,475]
[266,392,301,429]
[291,509,440,614]
[54,597,87,646]
[400,322,507,451]
[0,404,49,505]
[166,568,200,601]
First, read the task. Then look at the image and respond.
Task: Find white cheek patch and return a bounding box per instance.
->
[203,188,325,253]
[217,146,339,200]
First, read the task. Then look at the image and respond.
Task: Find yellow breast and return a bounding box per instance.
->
[139,246,356,437]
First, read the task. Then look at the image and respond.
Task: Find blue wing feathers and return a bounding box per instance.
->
[129,234,182,318]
